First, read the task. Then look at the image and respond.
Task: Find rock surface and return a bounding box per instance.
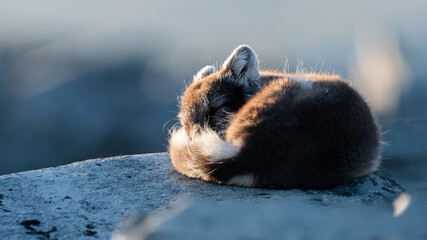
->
[133,195,427,240]
[0,153,408,239]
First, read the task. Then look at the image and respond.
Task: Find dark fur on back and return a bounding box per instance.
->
[169,45,381,189]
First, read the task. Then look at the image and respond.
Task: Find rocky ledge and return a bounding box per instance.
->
[0,153,422,240]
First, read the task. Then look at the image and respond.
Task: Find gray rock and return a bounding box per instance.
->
[0,153,404,239]
[137,194,427,240]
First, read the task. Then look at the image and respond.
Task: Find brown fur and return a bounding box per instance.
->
[169,45,381,189]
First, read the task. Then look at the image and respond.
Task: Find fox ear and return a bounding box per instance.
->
[222,45,260,88]
[193,65,216,82]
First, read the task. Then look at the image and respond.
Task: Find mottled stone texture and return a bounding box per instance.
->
[0,153,409,239]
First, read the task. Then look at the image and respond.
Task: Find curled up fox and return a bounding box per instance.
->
[168,45,381,189]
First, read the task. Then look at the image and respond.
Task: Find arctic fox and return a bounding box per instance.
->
[169,45,381,189]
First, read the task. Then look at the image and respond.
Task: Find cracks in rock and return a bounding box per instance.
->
[20,219,57,240]
[83,223,97,237]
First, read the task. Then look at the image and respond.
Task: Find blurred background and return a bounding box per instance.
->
[0,1,426,191]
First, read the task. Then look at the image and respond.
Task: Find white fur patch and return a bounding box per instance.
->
[197,129,241,161]
[169,128,189,148]
[193,65,216,82]
[170,127,241,162]
[228,174,255,187]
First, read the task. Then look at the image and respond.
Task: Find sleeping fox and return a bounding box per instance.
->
[169,45,381,189]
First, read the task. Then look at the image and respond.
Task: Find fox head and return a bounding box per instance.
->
[179,45,261,136]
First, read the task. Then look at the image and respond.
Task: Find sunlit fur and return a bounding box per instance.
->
[169,45,382,189]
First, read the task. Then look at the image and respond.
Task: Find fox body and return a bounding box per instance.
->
[169,45,381,189]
